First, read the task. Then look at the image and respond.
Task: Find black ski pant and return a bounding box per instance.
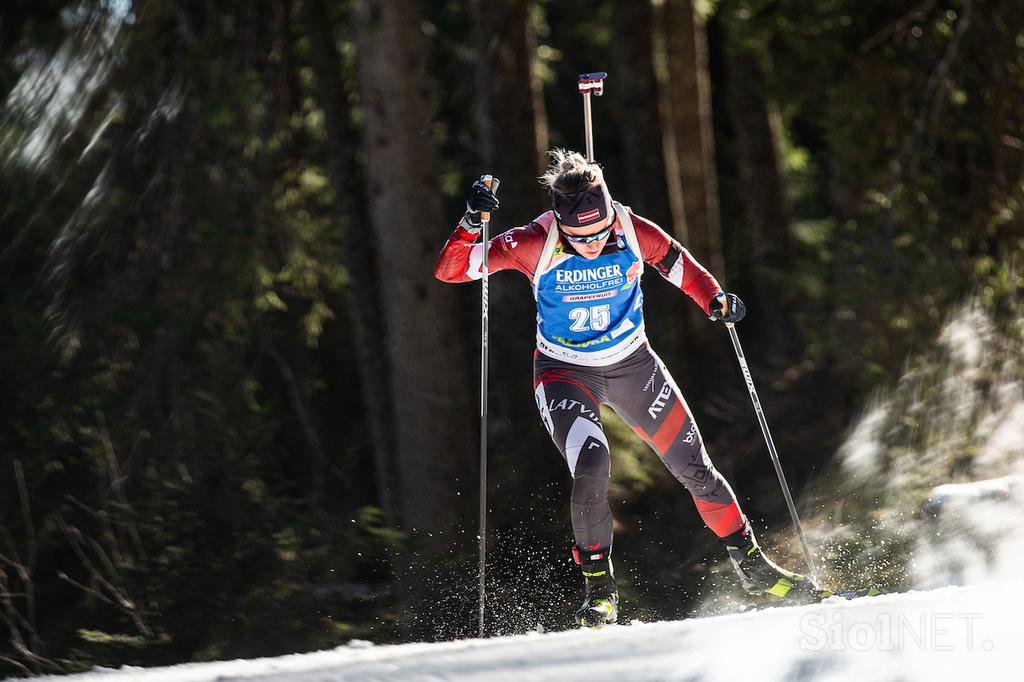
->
[533,343,744,552]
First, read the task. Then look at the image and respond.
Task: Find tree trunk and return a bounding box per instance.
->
[611,0,691,374]
[723,41,796,353]
[656,0,727,392]
[649,0,689,243]
[304,0,399,522]
[608,0,673,231]
[352,0,474,542]
[468,0,552,516]
[664,0,724,279]
[470,0,548,229]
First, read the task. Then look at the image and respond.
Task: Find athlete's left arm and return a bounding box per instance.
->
[629,211,723,315]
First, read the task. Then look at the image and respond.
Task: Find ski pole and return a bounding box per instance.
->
[578,72,607,162]
[477,174,498,638]
[725,322,819,584]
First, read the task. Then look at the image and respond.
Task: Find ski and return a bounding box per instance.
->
[818,586,887,600]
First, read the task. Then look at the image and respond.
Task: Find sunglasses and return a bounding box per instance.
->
[558,215,616,244]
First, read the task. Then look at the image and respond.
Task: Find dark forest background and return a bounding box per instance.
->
[1,0,1022,675]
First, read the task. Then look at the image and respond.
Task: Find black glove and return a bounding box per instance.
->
[709,292,746,323]
[462,176,500,230]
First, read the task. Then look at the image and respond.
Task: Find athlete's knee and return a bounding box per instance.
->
[659,420,705,470]
[685,460,734,504]
[554,403,607,474]
[683,469,728,500]
[566,419,611,504]
[665,438,729,499]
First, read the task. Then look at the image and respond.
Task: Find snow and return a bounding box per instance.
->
[837,404,887,480]
[27,581,1023,682]
[915,476,1024,588]
[928,475,1024,506]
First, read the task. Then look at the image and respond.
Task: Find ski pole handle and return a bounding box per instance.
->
[480,175,499,223]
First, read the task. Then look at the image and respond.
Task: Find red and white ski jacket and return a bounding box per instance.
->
[434,208,723,316]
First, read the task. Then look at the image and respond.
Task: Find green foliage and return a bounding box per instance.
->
[0,0,389,675]
[725,0,1024,390]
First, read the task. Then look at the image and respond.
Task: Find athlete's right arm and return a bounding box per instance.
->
[433,222,543,283]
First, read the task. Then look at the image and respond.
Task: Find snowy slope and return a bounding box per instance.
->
[28,581,1023,682]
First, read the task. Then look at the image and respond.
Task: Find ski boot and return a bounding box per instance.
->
[572,546,618,628]
[720,522,821,602]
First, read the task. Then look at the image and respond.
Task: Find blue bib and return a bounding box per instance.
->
[534,230,646,366]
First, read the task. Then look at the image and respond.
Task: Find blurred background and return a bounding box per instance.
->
[1,0,1022,675]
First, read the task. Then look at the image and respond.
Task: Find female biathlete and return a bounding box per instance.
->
[434,150,817,627]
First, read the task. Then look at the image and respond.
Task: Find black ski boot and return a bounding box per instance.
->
[720,522,820,601]
[572,546,618,627]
